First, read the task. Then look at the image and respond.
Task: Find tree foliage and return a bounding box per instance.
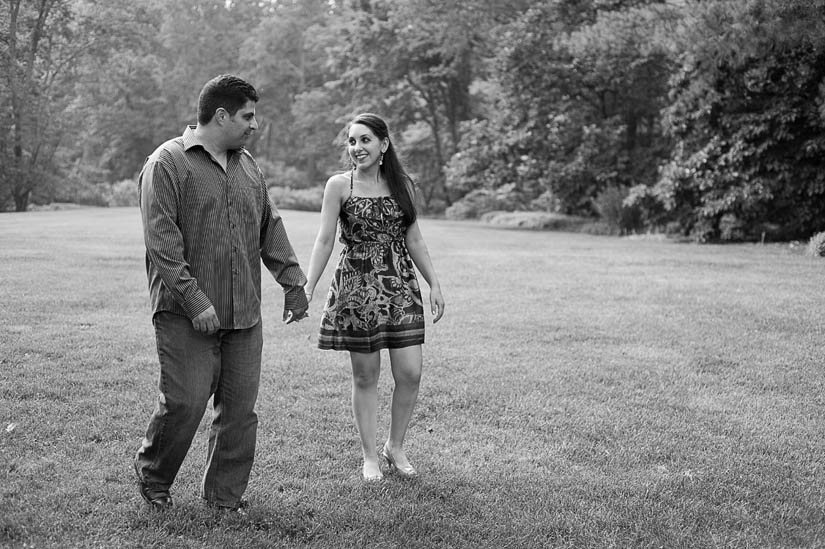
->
[1,0,79,211]
[2,0,825,242]
[315,0,529,210]
[446,0,675,222]
[628,0,825,240]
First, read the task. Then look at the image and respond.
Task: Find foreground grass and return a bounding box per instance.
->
[1,207,823,548]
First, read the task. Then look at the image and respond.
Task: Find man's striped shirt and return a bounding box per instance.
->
[138,126,307,329]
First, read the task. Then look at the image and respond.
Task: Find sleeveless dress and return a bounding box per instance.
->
[318,172,425,352]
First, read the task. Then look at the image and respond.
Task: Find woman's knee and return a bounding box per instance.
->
[389,347,422,386]
[352,369,380,389]
[394,367,421,388]
[350,353,380,388]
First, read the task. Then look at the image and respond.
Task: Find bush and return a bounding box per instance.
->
[257,159,314,189]
[444,199,481,220]
[579,221,614,235]
[529,190,562,213]
[718,213,745,241]
[593,186,643,235]
[690,218,716,243]
[444,185,521,220]
[268,186,323,212]
[806,231,825,257]
[479,211,589,231]
[107,179,139,207]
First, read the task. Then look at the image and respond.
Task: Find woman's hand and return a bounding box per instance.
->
[429,286,445,323]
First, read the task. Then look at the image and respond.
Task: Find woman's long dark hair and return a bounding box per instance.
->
[347,113,417,225]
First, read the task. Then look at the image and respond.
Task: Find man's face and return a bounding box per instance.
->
[222,100,258,149]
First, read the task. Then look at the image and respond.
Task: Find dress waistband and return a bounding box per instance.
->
[342,240,405,254]
[345,239,404,247]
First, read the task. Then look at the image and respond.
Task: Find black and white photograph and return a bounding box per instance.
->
[1,0,824,547]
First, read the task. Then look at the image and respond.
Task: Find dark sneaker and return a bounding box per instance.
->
[206,499,249,515]
[133,460,172,509]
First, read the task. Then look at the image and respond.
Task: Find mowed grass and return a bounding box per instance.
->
[1,207,824,548]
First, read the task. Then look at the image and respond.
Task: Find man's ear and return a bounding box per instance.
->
[215,108,228,124]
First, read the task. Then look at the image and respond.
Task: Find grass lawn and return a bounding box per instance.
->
[1,207,823,548]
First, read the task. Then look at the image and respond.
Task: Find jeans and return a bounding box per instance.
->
[134,312,263,507]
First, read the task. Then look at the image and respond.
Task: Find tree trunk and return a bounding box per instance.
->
[408,76,453,207]
[14,187,30,212]
[5,0,57,211]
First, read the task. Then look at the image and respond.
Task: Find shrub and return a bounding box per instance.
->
[479,211,589,231]
[806,231,825,257]
[579,221,614,235]
[107,179,139,207]
[593,186,643,235]
[529,190,562,213]
[268,186,323,212]
[690,218,715,243]
[444,199,481,220]
[257,159,313,189]
[444,185,521,220]
[719,213,745,241]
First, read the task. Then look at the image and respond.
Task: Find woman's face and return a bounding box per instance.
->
[347,123,387,170]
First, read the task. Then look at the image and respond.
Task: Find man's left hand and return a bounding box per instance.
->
[283,306,309,324]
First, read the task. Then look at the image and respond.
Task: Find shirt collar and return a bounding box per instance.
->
[182,125,204,152]
[182,125,246,155]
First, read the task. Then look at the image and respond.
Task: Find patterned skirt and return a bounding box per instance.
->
[318,241,425,353]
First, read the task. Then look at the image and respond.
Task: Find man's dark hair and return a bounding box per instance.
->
[197,75,259,125]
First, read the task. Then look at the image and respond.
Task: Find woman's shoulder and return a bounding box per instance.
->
[326,171,350,183]
[323,172,351,201]
[326,172,351,188]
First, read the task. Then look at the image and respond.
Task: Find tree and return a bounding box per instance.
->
[67,0,165,185]
[445,0,676,219]
[628,0,825,240]
[241,0,344,185]
[1,0,76,211]
[68,0,277,191]
[319,0,531,210]
[0,0,159,210]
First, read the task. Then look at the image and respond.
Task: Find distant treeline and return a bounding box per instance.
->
[2,0,824,241]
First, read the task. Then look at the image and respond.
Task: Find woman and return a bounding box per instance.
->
[304,113,445,481]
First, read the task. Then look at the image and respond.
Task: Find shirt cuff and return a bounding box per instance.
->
[284,285,308,311]
[182,290,213,319]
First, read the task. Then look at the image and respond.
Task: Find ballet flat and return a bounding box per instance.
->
[381,443,418,478]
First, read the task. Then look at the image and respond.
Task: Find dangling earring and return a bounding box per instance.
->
[379,152,384,166]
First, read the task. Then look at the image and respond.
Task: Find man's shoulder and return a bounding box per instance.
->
[139,134,189,185]
[238,148,261,170]
[147,135,186,164]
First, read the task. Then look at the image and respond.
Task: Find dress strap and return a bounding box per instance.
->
[349,170,354,199]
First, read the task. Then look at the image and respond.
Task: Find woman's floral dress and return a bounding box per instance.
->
[318,174,424,352]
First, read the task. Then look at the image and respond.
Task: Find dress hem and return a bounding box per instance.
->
[318,339,425,353]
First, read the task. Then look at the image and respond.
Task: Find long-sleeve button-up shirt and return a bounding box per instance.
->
[138,126,307,329]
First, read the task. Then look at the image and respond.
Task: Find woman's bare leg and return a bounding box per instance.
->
[384,345,422,472]
[350,351,382,479]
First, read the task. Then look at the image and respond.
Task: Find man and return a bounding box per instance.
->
[134,74,308,511]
